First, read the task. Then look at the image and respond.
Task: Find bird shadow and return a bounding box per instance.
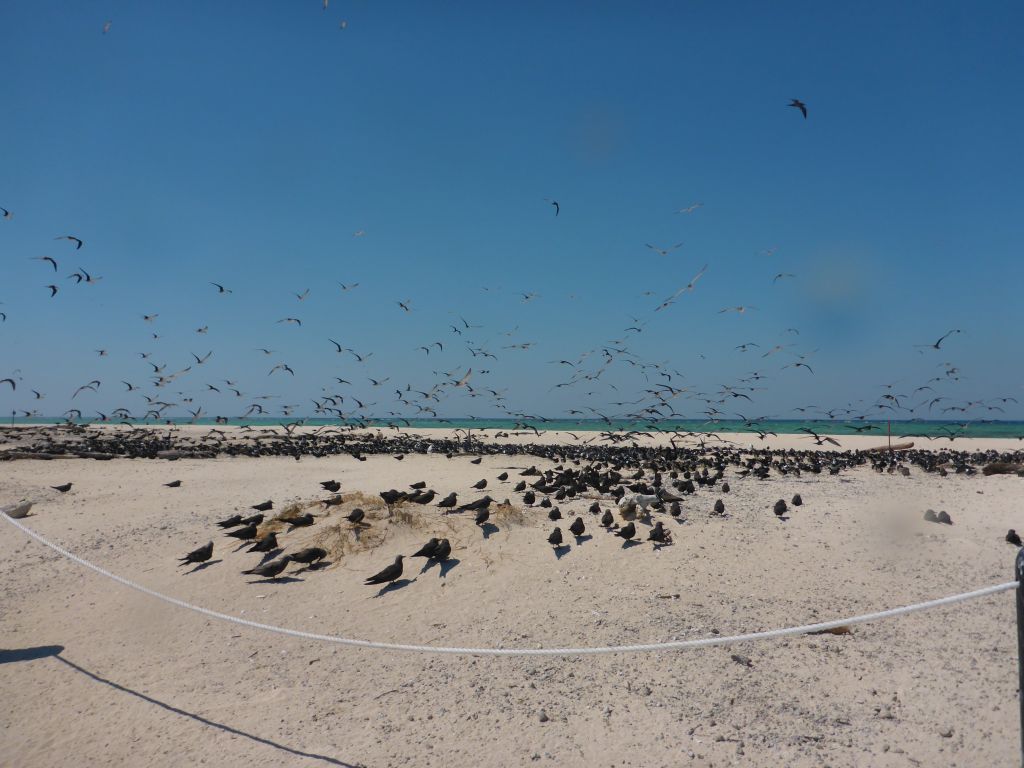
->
[621,539,642,549]
[372,578,416,598]
[553,544,571,560]
[436,558,460,578]
[231,541,257,553]
[479,522,499,539]
[0,645,64,664]
[182,559,222,575]
[652,540,674,550]
[52,655,362,767]
[298,560,332,572]
[245,576,304,585]
[573,534,593,546]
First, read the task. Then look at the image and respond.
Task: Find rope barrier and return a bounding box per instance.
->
[4,511,1018,656]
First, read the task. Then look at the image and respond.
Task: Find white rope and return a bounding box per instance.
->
[4,511,1017,656]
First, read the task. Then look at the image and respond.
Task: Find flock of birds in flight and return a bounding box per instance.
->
[0,19,1018,441]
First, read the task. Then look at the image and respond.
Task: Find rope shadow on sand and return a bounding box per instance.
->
[52,655,366,768]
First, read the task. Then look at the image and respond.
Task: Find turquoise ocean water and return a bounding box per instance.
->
[7,417,1024,440]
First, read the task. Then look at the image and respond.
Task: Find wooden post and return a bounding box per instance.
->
[1015,547,1024,766]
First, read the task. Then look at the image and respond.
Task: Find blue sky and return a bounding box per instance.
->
[2,1,1022,421]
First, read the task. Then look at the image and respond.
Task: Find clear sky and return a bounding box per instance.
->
[2,1,1022,422]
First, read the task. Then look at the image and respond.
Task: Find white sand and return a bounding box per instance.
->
[2,433,1023,766]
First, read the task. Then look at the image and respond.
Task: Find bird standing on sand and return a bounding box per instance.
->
[475,508,490,526]
[411,538,440,558]
[251,500,273,512]
[569,517,585,537]
[648,521,670,544]
[365,555,404,585]
[345,508,365,524]
[291,547,328,565]
[548,527,563,547]
[1007,530,1022,547]
[600,509,614,527]
[615,522,637,541]
[243,555,293,579]
[164,480,182,488]
[225,523,258,540]
[431,539,452,561]
[51,483,73,493]
[178,542,213,566]
[248,532,279,552]
[217,514,243,528]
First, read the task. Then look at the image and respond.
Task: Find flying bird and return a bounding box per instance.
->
[645,242,683,257]
[915,329,961,351]
[675,203,703,214]
[210,282,232,294]
[32,256,58,271]
[788,99,807,118]
[55,235,83,249]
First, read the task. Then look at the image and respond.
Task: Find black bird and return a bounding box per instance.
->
[243,555,293,579]
[937,510,953,525]
[281,512,315,527]
[470,457,482,464]
[548,527,563,547]
[615,522,637,541]
[431,539,452,561]
[713,499,725,515]
[322,495,344,507]
[409,481,427,489]
[513,481,527,492]
[364,555,404,585]
[548,507,561,521]
[600,510,614,527]
[788,98,807,118]
[497,472,508,481]
[569,517,585,537]
[588,501,600,515]
[773,499,788,518]
[437,492,457,508]
[248,532,279,552]
[225,523,258,540]
[217,514,244,528]
[291,547,328,565]
[164,480,182,488]
[472,478,487,490]
[721,482,730,493]
[380,489,405,507]
[458,495,493,512]
[178,541,213,566]
[345,508,365,524]
[648,521,669,543]
[51,483,73,493]
[475,508,490,526]
[240,513,265,526]
[669,501,681,517]
[411,538,440,558]
[251,500,273,512]
[320,480,341,493]
[1007,529,1022,547]
[791,493,803,507]
[410,489,436,505]
[522,490,536,505]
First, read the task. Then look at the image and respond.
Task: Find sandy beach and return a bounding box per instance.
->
[2,428,1024,767]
